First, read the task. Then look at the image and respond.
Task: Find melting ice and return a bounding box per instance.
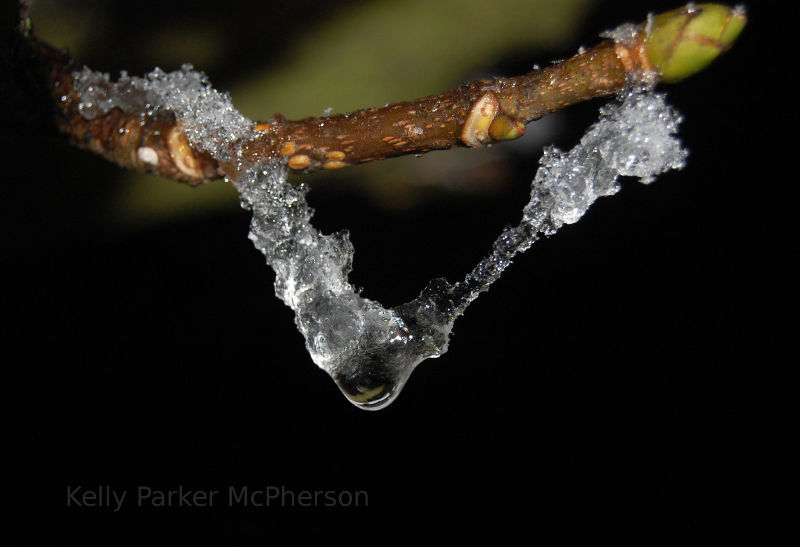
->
[75,63,687,410]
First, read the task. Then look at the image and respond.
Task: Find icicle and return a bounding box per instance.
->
[74,65,688,410]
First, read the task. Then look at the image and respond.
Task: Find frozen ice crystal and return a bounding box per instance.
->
[73,65,252,160]
[436,90,687,322]
[234,162,453,410]
[600,22,641,46]
[236,90,687,410]
[529,90,686,229]
[75,64,687,410]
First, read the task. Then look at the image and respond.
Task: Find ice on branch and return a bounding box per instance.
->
[235,90,687,411]
[453,90,687,318]
[73,65,252,160]
[531,91,687,228]
[73,66,688,411]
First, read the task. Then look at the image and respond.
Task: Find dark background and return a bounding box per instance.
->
[3,0,797,543]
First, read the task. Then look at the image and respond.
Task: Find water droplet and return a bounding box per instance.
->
[330,353,412,410]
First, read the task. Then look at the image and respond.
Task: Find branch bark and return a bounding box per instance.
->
[17,3,745,185]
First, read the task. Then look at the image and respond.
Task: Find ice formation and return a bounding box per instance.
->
[74,64,687,410]
[73,65,251,161]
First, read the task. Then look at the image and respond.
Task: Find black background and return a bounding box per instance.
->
[3,0,797,543]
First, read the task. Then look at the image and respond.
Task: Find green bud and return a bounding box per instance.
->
[645,4,747,83]
[488,114,525,142]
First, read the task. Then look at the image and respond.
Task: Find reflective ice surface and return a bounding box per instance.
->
[75,63,687,410]
[73,64,251,161]
[234,163,454,409]
[234,89,687,410]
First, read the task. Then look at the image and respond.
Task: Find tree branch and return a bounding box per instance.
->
[19,3,745,185]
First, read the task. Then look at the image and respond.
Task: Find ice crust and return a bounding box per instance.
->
[73,65,252,159]
[74,65,687,410]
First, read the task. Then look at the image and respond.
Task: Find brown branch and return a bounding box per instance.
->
[19,4,745,185]
[29,39,219,185]
[248,41,632,176]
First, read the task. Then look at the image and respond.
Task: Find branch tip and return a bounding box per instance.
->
[643,3,747,83]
